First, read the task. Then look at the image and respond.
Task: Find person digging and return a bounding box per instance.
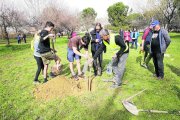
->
[38,21,61,83]
[106,34,129,88]
[67,33,91,81]
[89,29,110,76]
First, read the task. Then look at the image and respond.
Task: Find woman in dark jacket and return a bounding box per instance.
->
[90,23,104,76]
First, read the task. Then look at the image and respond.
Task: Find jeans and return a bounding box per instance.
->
[152,52,164,78]
[112,53,128,85]
[67,48,80,62]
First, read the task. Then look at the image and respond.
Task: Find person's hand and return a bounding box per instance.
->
[140,46,144,52]
[48,34,55,38]
[112,54,117,59]
[95,39,99,42]
[84,54,89,59]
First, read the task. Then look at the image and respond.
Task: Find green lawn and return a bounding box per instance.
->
[0,33,180,120]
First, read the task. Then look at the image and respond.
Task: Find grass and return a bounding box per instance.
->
[0,33,180,120]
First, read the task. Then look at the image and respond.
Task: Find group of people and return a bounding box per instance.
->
[17,33,26,44]
[119,29,140,49]
[32,20,171,88]
[141,20,171,79]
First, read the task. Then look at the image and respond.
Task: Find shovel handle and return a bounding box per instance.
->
[125,89,146,101]
[139,109,180,115]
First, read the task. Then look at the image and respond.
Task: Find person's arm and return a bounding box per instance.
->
[93,44,106,60]
[42,34,55,41]
[90,31,99,43]
[72,47,87,58]
[116,46,126,58]
[141,40,145,51]
[162,29,171,48]
[141,29,149,51]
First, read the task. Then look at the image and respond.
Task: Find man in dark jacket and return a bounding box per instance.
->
[150,20,171,79]
[90,23,104,76]
[89,29,110,76]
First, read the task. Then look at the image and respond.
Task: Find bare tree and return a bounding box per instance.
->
[140,0,179,31]
[0,2,14,45]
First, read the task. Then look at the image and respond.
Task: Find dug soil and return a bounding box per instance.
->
[33,76,95,101]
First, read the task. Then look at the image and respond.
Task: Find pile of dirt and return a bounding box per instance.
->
[33,76,95,100]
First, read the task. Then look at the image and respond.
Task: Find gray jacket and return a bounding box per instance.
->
[150,28,171,53]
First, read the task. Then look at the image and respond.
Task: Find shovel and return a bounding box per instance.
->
[122,101,180,116]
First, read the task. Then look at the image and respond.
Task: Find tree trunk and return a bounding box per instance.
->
[3,26,10,45]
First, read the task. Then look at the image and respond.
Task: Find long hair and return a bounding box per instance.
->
[94,23,103,31]
[33,30,41,42]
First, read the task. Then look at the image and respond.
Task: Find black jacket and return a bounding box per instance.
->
[90,29,106,53]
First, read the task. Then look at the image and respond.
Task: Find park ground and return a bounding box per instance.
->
[0,33,180,120]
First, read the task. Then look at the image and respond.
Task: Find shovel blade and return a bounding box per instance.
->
[122,101,139,116]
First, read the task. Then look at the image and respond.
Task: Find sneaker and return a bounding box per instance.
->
[49,72,56,78]
[72,75,79,81]
[94,71,97,76]
[43,78,48,83]
[33,80,40,85]
[78,73,85,78]
[141,64,148,69]
[157,77,164,80]
[110,83,121,89]
[152,74,157,78]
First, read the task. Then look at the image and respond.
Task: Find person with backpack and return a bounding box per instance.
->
[67,33,90,81]
[90,23,104,76]
[32,30,44,84]
[131,29,139,49]
[38,21,61,83]
[150,20,171,79]
[141,25,153,68]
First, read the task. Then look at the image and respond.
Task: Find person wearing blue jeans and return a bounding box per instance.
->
[67,35,90,81]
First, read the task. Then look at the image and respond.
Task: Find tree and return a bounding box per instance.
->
[142,0,180,31]
[0,2,16,45]
[107,2,129,27]
[81,7,97,31]
[127,13,145,30]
